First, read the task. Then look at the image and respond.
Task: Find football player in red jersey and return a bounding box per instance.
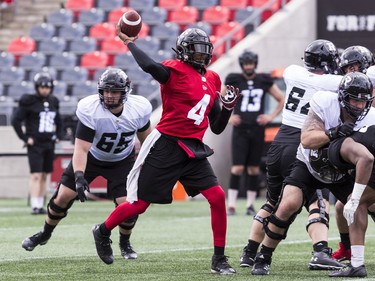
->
[91,27,241,275]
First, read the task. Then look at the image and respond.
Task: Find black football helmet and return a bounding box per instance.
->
[174,28,213,70]
[98,68,132,109]
[338,72,374,122]
[303,39,340,74]
[309,146,346,183]
[34,71,54,94]
[339,45,375,74]
[239,50,258,68]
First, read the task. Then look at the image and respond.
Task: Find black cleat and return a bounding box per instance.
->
[240,245,254,267]
[211,255,236,275]
[246,205,256,216]
[92,224,114,264]
[329,264,367,277]
[251,253,271,275]
[22,231,51,251]
[31,208,47,215]
[119,240,138,259]
[308,248,344,270]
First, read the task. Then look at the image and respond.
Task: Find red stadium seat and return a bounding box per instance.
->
[65,0,94,11]
[138,22,150,38]
[7,36,36,61]
[80,51,109,79]
[214,21,245,46]
[251,0,281,21]
[100,37,129,65]
[107,7,132,24]
[220,0,248,20]
[66,0,94,19]
[202,6,231,33]
[209,35,225,63]
[89,22,117,42]
[159,0,187,11]
[168,6,198,31]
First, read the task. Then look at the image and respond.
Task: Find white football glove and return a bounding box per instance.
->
[218,85,241,110]
[343,198,360,226]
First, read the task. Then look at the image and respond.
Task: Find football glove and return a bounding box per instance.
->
[343,198,360,226]
[218,85,241,110]
[325,122,355,140]
[75,171,89,202]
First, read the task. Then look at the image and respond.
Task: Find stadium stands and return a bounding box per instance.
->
[49,52,77,71]
[59,23,86,41]
[29,23,56,42]
[8,81,34,101]
[0,0,286,135]
[107,7,131,24]
[7,36,36,60]
[0,51,14,70]
[89,22,117,42]
[141,7,167,26]
[46,9,74,27]
[168,6,199,30]
[0,95,15,126]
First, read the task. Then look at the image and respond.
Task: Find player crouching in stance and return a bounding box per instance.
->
[251,72,374,276]
[21,68,152,261]
[92,27,241,274]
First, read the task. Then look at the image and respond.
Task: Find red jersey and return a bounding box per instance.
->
[156,60,222,141]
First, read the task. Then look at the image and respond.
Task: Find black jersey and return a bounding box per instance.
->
[224,73,273,128]
[329,125,375,172]
[12,93,62,143]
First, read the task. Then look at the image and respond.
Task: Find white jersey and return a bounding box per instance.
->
[296,90,375,182]
[76,94,152,162]
[282,64,342,129]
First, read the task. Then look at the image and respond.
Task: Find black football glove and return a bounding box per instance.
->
[74,171,89,202]
[218,85,241,110]
[325,122,355,140]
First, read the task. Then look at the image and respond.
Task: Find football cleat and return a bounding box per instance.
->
[332,242,351,262]
[240,245,255,267]
[246,205,256,216]
[31,208,47,215]
[211,255,236,275]
[92,224,114,264]
[119,240,138,259]
[22,231,51,251]
[309,248,344,270]
[227,207,236,216]
[328,264,367,278]
[251,253,271,275]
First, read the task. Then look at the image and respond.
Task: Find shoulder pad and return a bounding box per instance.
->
[19,94,36,106]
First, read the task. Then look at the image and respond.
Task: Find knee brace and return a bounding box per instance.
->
[264,202,302,241]
[47,198,73,221]
[305,209,330,231]
[119,215,139,231]
[306,189,330,231]
[253,203,274,224]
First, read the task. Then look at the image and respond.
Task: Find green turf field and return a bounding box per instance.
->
[1,198,374,281]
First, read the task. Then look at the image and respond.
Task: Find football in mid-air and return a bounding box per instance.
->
[119,10,142,37]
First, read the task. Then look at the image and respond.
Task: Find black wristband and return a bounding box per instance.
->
[325,129,334,140]
[74,171,84,180]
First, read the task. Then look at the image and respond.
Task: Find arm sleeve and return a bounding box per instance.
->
[208,98,232,134]
[11,107,28,142]
[75,120,95,143]
[54,100,64,140]
[127,42,170,84]
[138,120,151,132]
